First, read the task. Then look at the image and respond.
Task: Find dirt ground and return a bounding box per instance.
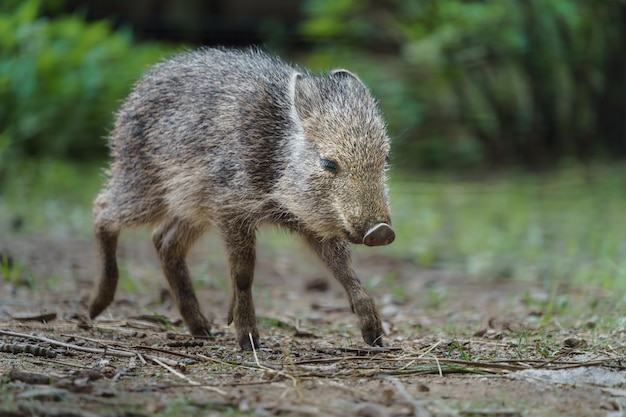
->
[1,233,625,417]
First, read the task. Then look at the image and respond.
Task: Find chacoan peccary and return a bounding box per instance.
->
[88,48,395,350]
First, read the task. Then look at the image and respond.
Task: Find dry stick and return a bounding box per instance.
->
[136,352,148,365]
[148,356,227,396]
[606,344,626,354]
[433,355,444,377]
[295,354,572,368]
[395,340,444,375]
[248,333,303,401]
[0,329,135,358]
[417,339,443,357]
[26,357,92,370]
[9,370,53,385]
[133,344,208,361]
[301,354,524,374]
[0,343,57,358]
[325,380,373,401]
[421,340,445,378]
[196,353,268,374]
[547,359,615,371]
[534,350,575,369]
[294,355,385,365]
[17,402,99,417]
[60,333,130,348]
[386,376,435,417]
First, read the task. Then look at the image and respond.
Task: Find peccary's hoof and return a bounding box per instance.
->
[238,332,261,351]
[363,223,395,246]
[362,327,384,347]
[190,327,212,339]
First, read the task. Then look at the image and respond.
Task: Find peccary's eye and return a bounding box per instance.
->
[320,158,338,174]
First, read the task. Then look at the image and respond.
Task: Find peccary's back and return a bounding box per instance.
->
[110,48,297,197]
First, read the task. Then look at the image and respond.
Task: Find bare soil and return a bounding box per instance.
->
[1,233,625,417]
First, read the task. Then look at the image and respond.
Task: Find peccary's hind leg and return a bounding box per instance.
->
[305,236,384,346]
[89,193,123,319]
[89,183,164,319]
[88,225,120,319]
[222,223,259,350]
[153,218,211,337]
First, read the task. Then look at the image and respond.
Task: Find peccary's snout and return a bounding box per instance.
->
[363,223,395,246]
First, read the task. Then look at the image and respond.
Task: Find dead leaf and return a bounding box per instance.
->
[305,277,329,292]
[416,384,430,392]
[562,338,586,349]
[474,328,489,337]
[311,301,350,313]
[294,326,317,338]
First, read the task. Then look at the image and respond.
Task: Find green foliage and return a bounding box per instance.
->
[0,254,21,285]
[0,0,173,162]
[449,339,472,361]
[300,0,626,168]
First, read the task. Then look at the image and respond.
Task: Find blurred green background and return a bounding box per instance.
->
[1,0,626,296]
[2,0,626,168]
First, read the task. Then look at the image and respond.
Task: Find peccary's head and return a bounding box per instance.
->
[276,69,394,246]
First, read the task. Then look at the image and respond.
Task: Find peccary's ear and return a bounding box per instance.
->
[290,71,313,122]
[330,69,365,86]
[288,71,303,105]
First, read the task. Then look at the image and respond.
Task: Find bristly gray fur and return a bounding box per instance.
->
[88,47,393,350]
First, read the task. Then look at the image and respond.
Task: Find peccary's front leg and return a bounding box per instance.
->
[305,236,384,346]
[222,225,259,351]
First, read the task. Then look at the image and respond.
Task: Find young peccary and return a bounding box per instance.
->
[88,48,394,350]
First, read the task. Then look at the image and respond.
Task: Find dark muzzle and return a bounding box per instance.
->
[363,223,395,246]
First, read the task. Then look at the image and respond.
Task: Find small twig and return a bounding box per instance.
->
[534,350,571,369]
[132,344,203,360]
[314,344,402,356]
[248,333,303,401]
[0,329,135,358]
[545,359,615,371]
[136,353,147,365]
[12,312,58,323]
[387,376,432,417]
[433,355,443,377]
[294,355,386,365]
[196,353,263,373]
[25,357,92,369]
[149,356,227,396]
[17,402,99,417]
[9,370,53,385]
[396,340,443,375]
[60,333,128,348]
[324,379,372,401]
[417,339,443,358]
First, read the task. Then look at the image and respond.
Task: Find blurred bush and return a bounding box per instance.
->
[0,0,172,162]
[300,0,626,168]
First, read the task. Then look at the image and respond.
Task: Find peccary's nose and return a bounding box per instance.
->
[363,223,395,246]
